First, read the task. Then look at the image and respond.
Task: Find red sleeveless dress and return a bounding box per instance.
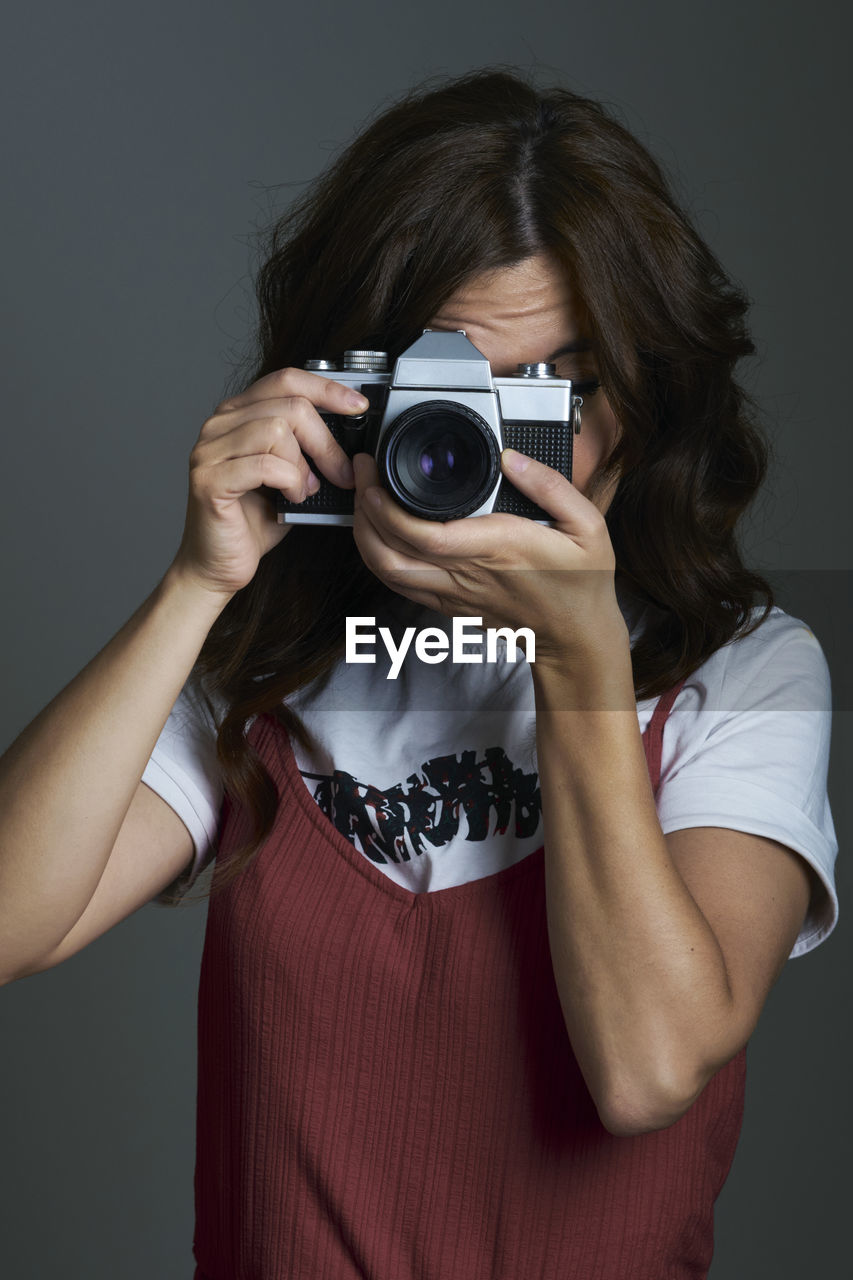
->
[192,679,745,1279]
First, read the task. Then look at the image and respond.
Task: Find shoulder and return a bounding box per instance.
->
[648,606,838,958]
[651,604,833,775]
[146,675,233,796]
[142,675,231,884]
[675,606,830,716]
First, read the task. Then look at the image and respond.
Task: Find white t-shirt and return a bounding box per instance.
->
[142,594,839,960]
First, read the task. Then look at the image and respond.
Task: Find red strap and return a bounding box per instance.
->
[643,676,688,795]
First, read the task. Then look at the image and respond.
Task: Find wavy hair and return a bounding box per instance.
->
[158,67,775,906]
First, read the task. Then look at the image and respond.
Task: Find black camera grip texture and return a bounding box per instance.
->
[275,449,356,518]
[275,412,357,518]
[497,422,573,520]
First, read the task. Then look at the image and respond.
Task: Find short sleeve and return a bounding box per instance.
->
[142,680,224,900]
[653,612,839,959]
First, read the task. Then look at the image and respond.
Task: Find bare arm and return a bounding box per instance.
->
[13,781,197,981]
[348,447,815,1139]
[0,365,365,985]
[532,643,811,1138]
[0,569,228,983]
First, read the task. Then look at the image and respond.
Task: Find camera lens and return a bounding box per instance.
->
[418,434,458,482]
[378,400,500,521]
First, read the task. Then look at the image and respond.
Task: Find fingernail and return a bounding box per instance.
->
[347,391,369,410]
[502,448,529,473]
[306,470,320,493]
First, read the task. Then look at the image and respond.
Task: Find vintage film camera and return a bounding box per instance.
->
[275,328,585,526]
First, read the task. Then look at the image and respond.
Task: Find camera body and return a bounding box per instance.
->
[275,329,583,526]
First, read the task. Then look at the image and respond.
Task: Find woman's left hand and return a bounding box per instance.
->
[352,449,628,669]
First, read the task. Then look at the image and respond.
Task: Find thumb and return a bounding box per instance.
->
[500,448,580,523]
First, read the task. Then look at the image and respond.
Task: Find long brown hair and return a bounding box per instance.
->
[158,67,775,906]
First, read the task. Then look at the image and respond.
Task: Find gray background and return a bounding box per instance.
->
[1,0,850,1275]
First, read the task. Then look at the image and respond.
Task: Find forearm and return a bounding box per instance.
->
[532,641,736,1136]
[0,566,229,978]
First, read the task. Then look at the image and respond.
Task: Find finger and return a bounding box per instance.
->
[202,396,356,489]
[353,465,454,564]
[500,449,602,532]
[197,416,306,469]
[352,456,447,569]
[193,452,319,506]
[354,479,438,566]
[216,366,370,418]
[354,457,521,563]
[353,498,449,604]
[192,415,316,497]
[352,450,379,482]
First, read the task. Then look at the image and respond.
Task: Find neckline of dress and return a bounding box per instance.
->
[256,701,665,908]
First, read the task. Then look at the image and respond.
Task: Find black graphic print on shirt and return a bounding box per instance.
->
[302,747,541,865]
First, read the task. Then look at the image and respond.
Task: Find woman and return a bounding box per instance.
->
[0,69,837,1279]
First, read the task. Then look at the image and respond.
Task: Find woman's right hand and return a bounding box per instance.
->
[169,367,369,600]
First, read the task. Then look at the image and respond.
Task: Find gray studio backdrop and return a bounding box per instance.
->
[1,1,850,1276]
